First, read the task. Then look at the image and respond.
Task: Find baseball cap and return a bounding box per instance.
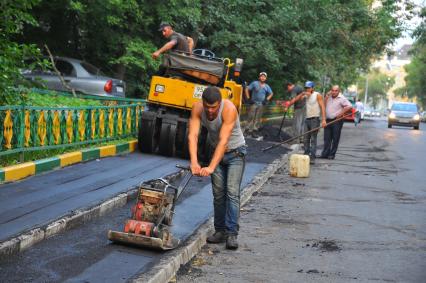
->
[304,81,315,88]
[259,72,267,78]
[158,22,172,31]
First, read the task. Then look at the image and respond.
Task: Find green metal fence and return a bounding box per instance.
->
[0,104,144,157]
[1,98,289,158]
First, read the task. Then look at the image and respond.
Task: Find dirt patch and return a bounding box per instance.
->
[258,191,286,197]
[174,260,204,281]
[272,217,308,226]
[311,240,341,252]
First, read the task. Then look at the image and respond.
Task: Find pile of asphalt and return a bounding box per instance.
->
[257,124,293,143]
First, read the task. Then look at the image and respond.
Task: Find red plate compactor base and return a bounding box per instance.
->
[108,166,192,250]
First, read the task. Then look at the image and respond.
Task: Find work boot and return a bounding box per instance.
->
[206,231,226,244]
[226,234,239,250]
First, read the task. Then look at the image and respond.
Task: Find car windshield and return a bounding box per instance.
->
[81,62,104,76]
[391,103,417,112]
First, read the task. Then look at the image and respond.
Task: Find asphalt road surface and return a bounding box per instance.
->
[175,119,426,283]
[0,137,288,282]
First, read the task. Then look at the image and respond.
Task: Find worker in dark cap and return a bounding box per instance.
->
[152,22,194,59]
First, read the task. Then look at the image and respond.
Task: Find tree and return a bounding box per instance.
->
[357,68,395,108]
[0,0,42,105]
[4,0,406,100]
[401,7,426,108]
[195,0,404,97]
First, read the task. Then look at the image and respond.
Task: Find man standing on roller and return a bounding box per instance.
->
[152,22,194,59]
[188,86,246,250]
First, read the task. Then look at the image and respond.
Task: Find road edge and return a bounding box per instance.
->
[0,140,138,184]
[131,144,299,283]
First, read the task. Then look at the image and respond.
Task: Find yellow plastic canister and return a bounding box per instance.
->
[289,154,310,178]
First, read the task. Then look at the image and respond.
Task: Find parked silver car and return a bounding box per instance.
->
[388,102,421,130]
[22,57,125,97]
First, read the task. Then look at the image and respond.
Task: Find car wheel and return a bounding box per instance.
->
[414,125,419,130]
[388,124,392,128]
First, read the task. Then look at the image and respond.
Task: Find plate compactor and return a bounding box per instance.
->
[108,166,192,250]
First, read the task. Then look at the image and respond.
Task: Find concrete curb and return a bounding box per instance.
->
[0,140,138,184]
[0,169,186,257]
[131,145,299,283]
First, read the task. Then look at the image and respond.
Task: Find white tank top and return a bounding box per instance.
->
[306,92,320,118]
[201,100,246,150]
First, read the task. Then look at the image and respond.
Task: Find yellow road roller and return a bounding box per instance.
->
[138,51,244,158]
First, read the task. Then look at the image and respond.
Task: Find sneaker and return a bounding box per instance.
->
[309,158,315,164]
[226,234,239,249]
[206,231,226,244]
[327,156,335,160]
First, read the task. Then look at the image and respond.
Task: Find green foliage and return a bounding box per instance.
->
[0,0,42,105]
[22,91,103,107]
[194,0,404,97]
[3,0,405,101]
[357,68,395,108]
[402,7,426,109]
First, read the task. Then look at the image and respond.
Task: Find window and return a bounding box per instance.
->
[55,60,76,77]
[391,103,418,112]
[81,62,103,76]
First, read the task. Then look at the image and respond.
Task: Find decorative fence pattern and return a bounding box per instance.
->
[0,104,144,157]
[1,99,288,157]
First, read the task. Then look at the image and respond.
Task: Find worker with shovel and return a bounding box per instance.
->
[320,85,352,159]
[285,81,326,164]
[188,86,246,250]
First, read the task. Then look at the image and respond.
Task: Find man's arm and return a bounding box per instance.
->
[187,36,194,53]
[188,102,203,175]
[317,94,327,127]
[199,101,237,177]
[266,89,273,102]
[337,98,352,118]
[152,40,177,59]
[285,92,305,110]
[245,86,251,100]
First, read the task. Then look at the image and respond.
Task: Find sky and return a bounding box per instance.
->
[393,0,425,50]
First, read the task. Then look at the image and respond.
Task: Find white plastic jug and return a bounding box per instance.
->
[289,154,310,178]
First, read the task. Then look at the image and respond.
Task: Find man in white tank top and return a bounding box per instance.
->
[285,81,326,164]
[188,86,246,249]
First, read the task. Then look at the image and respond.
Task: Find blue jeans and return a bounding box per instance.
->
[210,146,246,235]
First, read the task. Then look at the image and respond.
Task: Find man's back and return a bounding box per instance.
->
[170,32,189,53]
[356,101,364,112]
